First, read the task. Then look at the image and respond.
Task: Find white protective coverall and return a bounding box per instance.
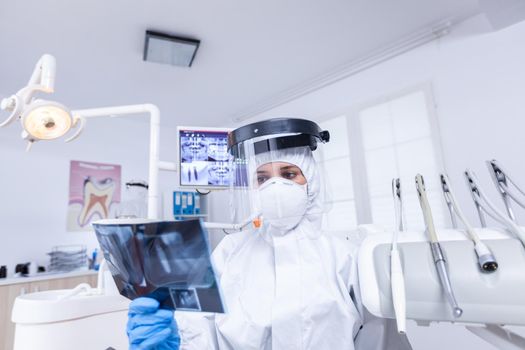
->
[175,147,412,350]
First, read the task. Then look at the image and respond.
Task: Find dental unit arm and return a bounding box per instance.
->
[415,174,463,318]
[357,176,525,350]
[360,174,525,348]
[440,174,498,272]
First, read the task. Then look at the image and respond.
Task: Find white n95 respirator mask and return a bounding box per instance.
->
[258,177,308,231]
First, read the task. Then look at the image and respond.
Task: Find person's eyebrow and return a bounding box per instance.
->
[280,165,300,171]
[257,170,271,174]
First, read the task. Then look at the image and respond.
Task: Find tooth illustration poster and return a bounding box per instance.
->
[67,160,122,231]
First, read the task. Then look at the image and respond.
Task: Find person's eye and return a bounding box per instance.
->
[282,171,297,179]
[257,176,269,185]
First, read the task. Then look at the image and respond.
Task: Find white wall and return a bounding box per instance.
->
[250,14,525,227]
[0,117,179,275]
[245,13,525,350]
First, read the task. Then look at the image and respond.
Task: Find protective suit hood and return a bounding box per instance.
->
[253,146,325,237]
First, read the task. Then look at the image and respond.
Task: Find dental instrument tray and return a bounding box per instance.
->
[358,228,525,326]
[48,245,88,272]
[93,218,225,313]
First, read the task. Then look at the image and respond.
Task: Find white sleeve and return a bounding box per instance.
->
[176,311,219,350]
[176,232,244,350]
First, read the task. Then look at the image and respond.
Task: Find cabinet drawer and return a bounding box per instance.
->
[1,283,30,350]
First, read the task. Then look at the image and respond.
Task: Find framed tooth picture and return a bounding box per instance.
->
[67,160,122,231]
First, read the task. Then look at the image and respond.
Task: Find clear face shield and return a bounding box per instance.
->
[228,118,330,231]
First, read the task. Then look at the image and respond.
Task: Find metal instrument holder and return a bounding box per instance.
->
[440,174,499,272]
[393,178,405,231]
[358,228,525,350]
[415,175,463,318]
[440,175,459,229]
[464,170,525,247]
[487,160,525,222]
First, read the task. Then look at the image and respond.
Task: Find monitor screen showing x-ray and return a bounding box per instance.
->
[93,219,225,313]
[178,127,232,188]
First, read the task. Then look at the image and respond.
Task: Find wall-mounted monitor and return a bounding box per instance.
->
[178,126,232,189]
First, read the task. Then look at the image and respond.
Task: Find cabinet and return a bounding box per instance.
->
[0,272,97,350]
[0,283,28,350]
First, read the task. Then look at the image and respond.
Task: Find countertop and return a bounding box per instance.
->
[0,269,98,286]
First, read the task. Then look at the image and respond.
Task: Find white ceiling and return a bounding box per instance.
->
[0,0,480,127]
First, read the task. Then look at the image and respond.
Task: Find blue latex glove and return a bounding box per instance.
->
[127,297,181,350]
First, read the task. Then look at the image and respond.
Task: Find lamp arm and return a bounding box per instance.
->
[1,54,57,130]
[27,54,56,93]
[72,104,161,219]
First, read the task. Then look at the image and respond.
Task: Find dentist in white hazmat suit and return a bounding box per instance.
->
[127,118,412,350]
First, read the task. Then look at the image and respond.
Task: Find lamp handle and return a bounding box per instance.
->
[1,82,52,129]
[0,95,21,128]
[65,115,86,143]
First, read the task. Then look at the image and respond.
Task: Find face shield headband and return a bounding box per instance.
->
[228,118,330,157]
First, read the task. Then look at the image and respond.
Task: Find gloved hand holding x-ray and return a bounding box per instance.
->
[127,297,180,350]
[93,219,225,313]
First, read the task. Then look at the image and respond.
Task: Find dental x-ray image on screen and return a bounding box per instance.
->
[179,127,232,188]
[93,219,225,313]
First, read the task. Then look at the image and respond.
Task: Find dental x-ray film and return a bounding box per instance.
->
[93,219,225,313]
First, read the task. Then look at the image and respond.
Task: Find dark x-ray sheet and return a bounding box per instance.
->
[93,219,225,313]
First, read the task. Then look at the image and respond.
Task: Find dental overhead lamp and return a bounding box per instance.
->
[0,54,163,218]
[0,54,84,150]
[0,54,245,231]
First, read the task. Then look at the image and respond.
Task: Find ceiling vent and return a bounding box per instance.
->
[143,30,200,67]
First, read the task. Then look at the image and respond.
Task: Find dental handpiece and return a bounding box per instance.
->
[416,174,463,318]
[440,174,498,273]
[391,178,406,334]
